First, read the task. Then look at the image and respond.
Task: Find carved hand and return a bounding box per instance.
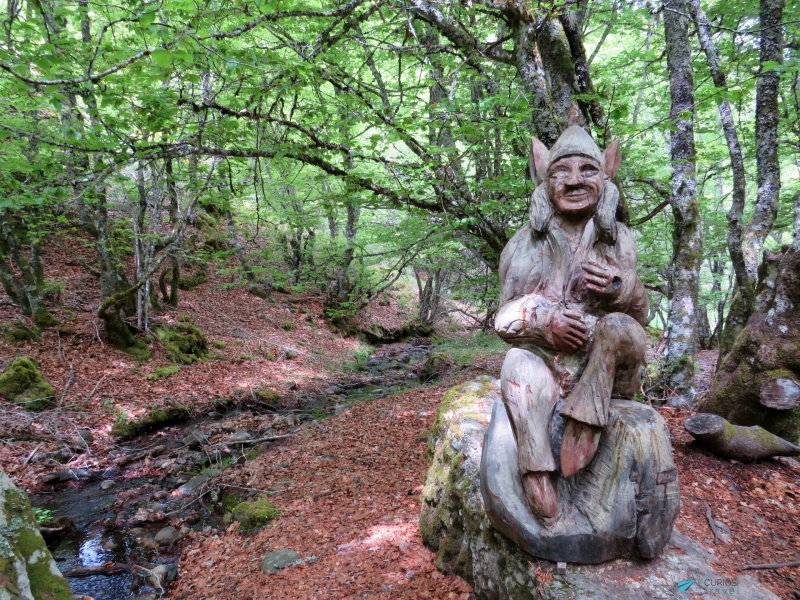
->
[581,257,623,300]
[550,308,588,351]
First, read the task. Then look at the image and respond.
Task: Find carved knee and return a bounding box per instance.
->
[596,313,646,361]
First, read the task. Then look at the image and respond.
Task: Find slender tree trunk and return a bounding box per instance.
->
[662,0,702,400]
[742,0,785,276]
[689,0,752,314]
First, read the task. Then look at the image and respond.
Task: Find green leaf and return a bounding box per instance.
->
[151,48,172,68]
[140,12,156,27]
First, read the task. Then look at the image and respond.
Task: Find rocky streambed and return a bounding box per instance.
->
[32,340,434,599]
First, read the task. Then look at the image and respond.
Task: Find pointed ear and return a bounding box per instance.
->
[603,140,621,179]
[529,137,550,184]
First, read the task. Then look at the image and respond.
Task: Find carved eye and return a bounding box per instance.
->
[580,165,599,177]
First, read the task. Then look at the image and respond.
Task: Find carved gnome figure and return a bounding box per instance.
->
[494,125,649,524]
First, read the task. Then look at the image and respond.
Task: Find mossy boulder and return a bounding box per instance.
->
[1,321,40,345]
[156,323,208,365]
[254,387,282,407]
[0,357,55,411]
[0,468,74,600]
[111,404,191,438]
[231,496,280,531]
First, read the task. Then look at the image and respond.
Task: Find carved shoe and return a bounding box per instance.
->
[522,472,559,525]
[560,419,602,478]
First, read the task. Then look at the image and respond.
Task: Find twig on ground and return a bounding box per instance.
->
[221,434,295,446]
[21,443,44,467]
[705,502,721,544]
[61,563,140,578]
[58,365,75,408]
[741,560,800,571]
[84,374,108,403]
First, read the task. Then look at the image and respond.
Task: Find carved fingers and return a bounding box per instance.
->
[581,258,623,299]
[551,308,588,351]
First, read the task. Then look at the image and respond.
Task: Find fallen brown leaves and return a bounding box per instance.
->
[170,381,473,600]
[662,405,800,598]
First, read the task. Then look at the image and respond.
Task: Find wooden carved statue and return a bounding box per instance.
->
[494,125,649,524]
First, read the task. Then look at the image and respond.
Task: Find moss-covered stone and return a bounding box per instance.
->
[231,496,280,531]
[146,365,180,381]
[0,357,55,411]
[31,306,58,328]
[111,404,191,438]
[156,323,209,365]
[1,321,40,345]
[0,468,74,600]
[254,387,281,407]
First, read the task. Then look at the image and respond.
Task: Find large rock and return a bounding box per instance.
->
[420,377,780,600]
[0,469,74,600]
[482,395,679,563]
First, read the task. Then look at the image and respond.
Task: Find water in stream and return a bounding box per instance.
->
[34,340,432,599]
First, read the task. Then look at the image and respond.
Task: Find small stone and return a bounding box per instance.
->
[287,381,298,390]
[260,549,302,574]
[152,490,168,500]
[140,537,159,549]
[79,429,94,444]
[227,430,252,442]
[100,480,116,490]
[557,562,567,575]
[174,474,209,497]
[154,526,178,544]
[207,411,221,418]
[102,538,116,550]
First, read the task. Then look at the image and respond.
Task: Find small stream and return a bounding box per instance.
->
[33,340,432,600]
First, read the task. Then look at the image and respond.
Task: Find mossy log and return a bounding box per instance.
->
[684,413,800,462]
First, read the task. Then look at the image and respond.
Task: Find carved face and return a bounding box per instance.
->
[546,155,604,221]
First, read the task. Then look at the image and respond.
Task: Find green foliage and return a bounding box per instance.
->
[32,507,54,524]
[146,364,180,381]
[280,320,294,331]
[0,357,55,410]
[433,332,506,366]
[212,340,226,349]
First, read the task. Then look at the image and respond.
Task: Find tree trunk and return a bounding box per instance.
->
[741,0,785,278]
[662,0,702,400]
[689,0,752,323]
[701,243,800,445]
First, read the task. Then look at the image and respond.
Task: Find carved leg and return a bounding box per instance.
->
[500,348,559,521]
[560,313,646,477]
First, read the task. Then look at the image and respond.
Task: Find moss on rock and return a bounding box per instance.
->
[156,323,209,365]
[0,468,74,600]
[254,387,281,406]
[1,321,40,345]
[232,496,280,531]
[0,357,55,411]
[111,404,191,438]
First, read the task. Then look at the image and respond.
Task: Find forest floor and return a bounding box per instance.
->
[1,241,799,599]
